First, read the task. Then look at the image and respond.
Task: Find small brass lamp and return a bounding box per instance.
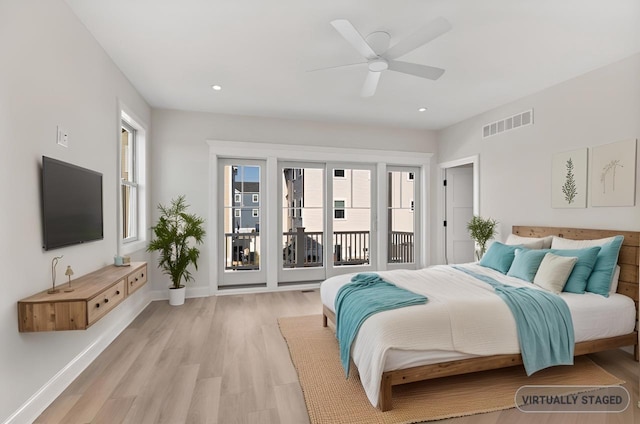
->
[64,266,75,292]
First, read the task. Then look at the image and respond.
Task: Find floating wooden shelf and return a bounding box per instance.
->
[18,262,147,332]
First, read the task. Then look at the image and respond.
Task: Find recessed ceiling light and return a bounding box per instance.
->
[211,85,222,91]
[418,107,427,112]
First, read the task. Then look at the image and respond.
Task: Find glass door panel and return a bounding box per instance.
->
[220,160,266,286]
[386,167,420,268]
[330,166,373,269]
[279,163,325,283]
[387,167,419,268]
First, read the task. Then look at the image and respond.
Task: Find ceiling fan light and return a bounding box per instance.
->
[368,59,389,72]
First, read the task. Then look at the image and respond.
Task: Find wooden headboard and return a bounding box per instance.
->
[512,226,640,312]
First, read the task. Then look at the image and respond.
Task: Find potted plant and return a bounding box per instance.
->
[466,215,498,260]
[147,195,205,305]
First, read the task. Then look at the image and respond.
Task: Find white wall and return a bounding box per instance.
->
[0,1,151,422]
[150,109,439,292]
[437,53,640,245]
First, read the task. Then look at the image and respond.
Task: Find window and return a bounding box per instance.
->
[291,199,297,218]
[334,200,346,219]
[408,172,415,181]
[410,199,414,212]
[252,209,259,217]
[234,209,241,217]
[234,193,241,203]
[252,194,259,203]
[120,121,138,242]
[334,169,345,178]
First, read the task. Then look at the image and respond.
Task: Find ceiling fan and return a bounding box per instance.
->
[318,17,451,97]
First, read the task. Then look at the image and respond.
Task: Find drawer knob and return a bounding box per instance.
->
[135,277,139,281]
[95,303,100,308]
[141,273,144,277]
[104,298,109,303]
[116,290,120,295]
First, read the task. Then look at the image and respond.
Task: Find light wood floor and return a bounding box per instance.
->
[36,290,638,424]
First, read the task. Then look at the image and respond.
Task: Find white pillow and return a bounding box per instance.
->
[505,234,552,249]
[550,235,617,249]
[609,265,621,295]
[533,253,578,294]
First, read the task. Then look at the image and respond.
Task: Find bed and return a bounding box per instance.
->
[320,226,640,411]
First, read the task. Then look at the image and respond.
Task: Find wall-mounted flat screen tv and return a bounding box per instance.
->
[42,156,104,250]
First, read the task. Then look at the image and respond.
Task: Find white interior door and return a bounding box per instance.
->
[445,165,474,264]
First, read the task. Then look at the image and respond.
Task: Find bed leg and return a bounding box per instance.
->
[634,343,639,362]
[379,373,393,412]
[322,313,328,328]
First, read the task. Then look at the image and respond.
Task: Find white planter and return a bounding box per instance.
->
[168,285,186,306]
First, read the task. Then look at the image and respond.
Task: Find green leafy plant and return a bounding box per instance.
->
[466,215,498,260]
[147,195,206,289]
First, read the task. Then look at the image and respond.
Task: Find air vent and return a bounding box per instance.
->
[482,109,533,139]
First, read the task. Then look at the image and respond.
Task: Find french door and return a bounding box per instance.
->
[278,162,376,283]
[386,167,420,269]
[216,155,421,288]
[326,163,375,277]
[218,159,267,287]
[278,162,326,282]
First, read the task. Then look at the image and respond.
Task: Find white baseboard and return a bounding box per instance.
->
[149,285,211,301]
[3,290,153,424]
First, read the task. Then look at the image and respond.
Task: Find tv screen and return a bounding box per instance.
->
[42,156,104,250]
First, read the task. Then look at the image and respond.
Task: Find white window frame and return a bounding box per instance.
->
[252,209,259,217]
[234,209,241,218]
[207,139,432,294]
[252,193,259,203]
[118,106,147,256]
[234,193,241,203]
[120,121,138,244]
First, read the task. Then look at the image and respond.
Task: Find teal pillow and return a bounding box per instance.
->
[507,248,547,282]
[479,242,520,274]
[550,246,601,294]
[586,236,624,297]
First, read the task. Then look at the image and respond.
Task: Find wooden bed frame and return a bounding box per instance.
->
[322,226,639,412]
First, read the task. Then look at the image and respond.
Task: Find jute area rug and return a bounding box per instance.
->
[278,314,624,424]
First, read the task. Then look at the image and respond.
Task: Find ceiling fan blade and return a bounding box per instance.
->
[307,61,367,72]
[330,19,378,60]
[361,71,381,97]
[385,17,452,59]
[388,60,445,80]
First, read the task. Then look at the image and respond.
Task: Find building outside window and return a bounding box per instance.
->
[334,199,346,219]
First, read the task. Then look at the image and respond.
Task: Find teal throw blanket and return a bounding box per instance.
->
[453,266,574,375]
[335,273,428,377]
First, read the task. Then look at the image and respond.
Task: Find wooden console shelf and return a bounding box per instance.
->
[18,262,147,332]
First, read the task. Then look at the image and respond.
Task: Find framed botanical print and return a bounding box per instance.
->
[552,148,587,208]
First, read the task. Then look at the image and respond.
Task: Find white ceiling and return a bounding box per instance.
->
[65,0,640,130]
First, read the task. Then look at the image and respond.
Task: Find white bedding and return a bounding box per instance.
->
[320,264,636,407]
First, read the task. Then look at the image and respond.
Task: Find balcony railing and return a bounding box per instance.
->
[388,231,414,263]
[282,227,324,268]
[224,232,260,271]
[332,231,370,266]
[225,229,413,271]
